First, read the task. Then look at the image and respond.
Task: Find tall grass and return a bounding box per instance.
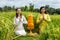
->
[0,11,60,40]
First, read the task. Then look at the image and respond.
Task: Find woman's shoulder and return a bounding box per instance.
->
[46,14,49,15]
[22,15,26,18]
[46,14,50,17]
[46,14,49,16]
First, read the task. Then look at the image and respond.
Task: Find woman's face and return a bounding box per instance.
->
[41,8,45,13]
[16,9,22,14]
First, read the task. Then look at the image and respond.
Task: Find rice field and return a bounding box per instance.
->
[0,11,60,40]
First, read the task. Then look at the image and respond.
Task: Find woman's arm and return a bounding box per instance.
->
[36,15,43,24]
[44,14,51,22]
[13,17,19,31]
[37,15,40,23]
[23,16,28,24]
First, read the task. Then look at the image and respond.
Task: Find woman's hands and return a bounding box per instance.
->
[43,14,45,20]
[19,14,22,22]
[43,14,46,20]
[43,14,49,22]
[19,18,22,21]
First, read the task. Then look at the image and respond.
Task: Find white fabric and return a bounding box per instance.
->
[15,30,26,36]
[14,15,27,36]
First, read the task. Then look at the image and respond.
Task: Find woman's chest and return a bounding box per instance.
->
[16,17,24,22]
[40,14,48,19]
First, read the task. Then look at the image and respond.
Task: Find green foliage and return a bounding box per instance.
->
[0,4,60,15]
[0,11,60,40]
[29,3,34,11]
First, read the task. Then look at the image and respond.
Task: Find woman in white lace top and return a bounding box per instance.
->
[14,8,27,36]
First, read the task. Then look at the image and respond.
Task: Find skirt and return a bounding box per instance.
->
[15,30,27,36]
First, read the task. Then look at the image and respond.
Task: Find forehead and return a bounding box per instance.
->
[17,9,21,11]
[42,8,45,9]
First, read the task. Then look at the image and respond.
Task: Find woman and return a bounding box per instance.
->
[37,6,51,33]
[14,8,27,36]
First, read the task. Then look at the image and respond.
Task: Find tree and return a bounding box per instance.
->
[7,6,12,11]
[24,5,28,11]
[20,7,25,11]
[45,5,49,9]
[45,5,56,14]
[29,3,34,11]
[3,6,8,12]
[56,8,60,14]
[33,8,39,12]
[12,6,15,10]
[3,6,12,12]
[0,7,3,12]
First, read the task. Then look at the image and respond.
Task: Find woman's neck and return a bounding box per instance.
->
[41,13,45,15]
[18,14,22,18]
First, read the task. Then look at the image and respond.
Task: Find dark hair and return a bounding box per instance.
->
[40,6,47,14]
[16,8,22,18]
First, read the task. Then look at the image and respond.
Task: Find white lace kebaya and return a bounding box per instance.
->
[14,15,27,36]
